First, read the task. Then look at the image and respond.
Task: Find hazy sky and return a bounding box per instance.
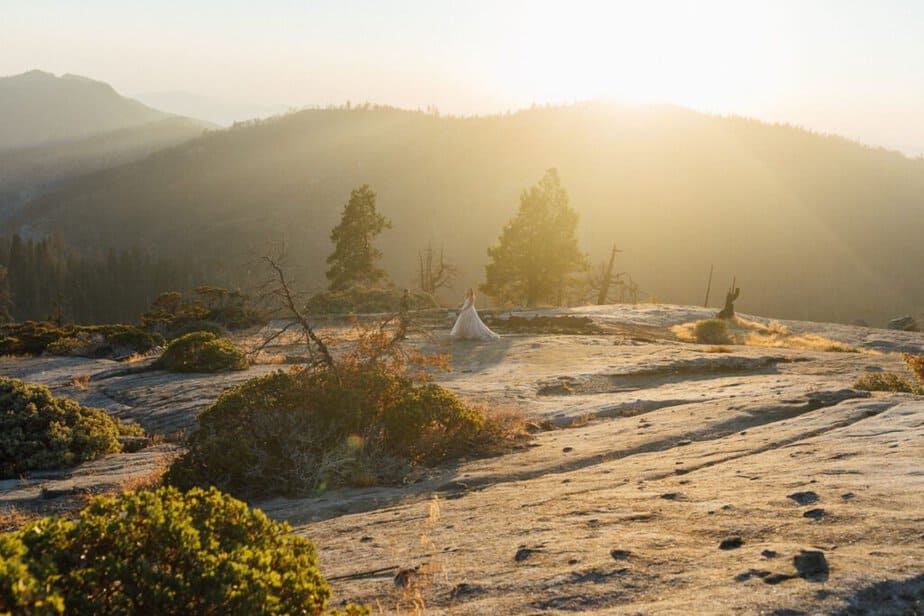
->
[3,0,923,154]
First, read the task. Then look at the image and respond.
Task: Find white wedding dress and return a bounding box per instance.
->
[450,296,500,340]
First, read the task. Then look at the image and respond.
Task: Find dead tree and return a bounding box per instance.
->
[595,244,623,305]
[261,256,336,372]
[417,243,456,295]
[716,278,740,320]
[395,289,410,341]
[703,264,714,308]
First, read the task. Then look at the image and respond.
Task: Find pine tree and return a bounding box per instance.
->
[481,168,587,306]
[325,184,391,290]
[0,266,11,321]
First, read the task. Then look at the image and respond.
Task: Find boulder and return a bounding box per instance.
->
[887,315,919,332]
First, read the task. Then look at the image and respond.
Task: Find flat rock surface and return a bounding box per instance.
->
[2,304,923,614]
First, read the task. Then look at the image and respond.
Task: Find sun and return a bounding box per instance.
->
[486,0,793,114]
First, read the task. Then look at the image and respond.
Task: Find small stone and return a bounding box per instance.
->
[841,492,856,501]
[761,549,778,559]
[735,569,771,582]
[359,536,373,543]
[562,446,574,453]
[515,547,534,562]
[660,492,682,500]
[610,549,631,561]
[787,491,819,506]
[763,573,794,585]
[719,536,743,550]
[794,550,829,582]
[803,508,825,521]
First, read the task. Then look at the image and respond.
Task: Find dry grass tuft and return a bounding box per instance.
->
[673,317,861,353]
[249,350,287,365]
[904,353,924,383]
[70,374,92,391]
[704,345,733,353]
[854,372,920,394]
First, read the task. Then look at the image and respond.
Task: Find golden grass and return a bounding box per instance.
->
[70,374,92,391]
[673,317,862,353]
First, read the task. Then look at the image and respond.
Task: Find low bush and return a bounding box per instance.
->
[904,353,924,383]
[0,322,162,358]
[142,286,262,336]
[165,366,497,498]
[0,486,367,615]
[306,287,438,314]
[853,372,919,394]
[154,332,248,373]
[164,320,228,341]
[692,318,732,344]
[0,378,143,478]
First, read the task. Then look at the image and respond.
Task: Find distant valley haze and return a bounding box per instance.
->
[3,1,924,156]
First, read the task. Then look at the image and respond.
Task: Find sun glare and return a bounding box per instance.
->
[494,1,792,114]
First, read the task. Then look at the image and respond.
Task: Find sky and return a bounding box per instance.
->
[2,0,924,154]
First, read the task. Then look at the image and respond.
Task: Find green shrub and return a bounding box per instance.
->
[903,353,924,384]
[0,486,368,615]
[306,287,438,314]
[101,326,164,353]
[154,332,248,373]
[383,383,484,464]
[853,372,919,393]
[165,320,228,341]
[692,318,733,344]
[0,378,143,479]
[0,322,162,358]
[142,287,262,335]
[165,367,490,498]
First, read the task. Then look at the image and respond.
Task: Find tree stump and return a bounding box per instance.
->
[716,287,740,319]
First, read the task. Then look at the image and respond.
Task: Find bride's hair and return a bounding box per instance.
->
[466,288,475,300]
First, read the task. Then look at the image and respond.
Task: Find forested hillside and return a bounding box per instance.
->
[10,102,924,325]
[0,234,200,323]
[0,70,211,218]
[0,118,210,217]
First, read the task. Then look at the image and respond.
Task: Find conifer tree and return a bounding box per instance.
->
[325,184,391,290]
[481,168,587,306]
[0,266,11,322]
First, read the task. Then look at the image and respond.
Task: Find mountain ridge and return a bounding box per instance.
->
[10,101,924,325]
[0,70,213,216]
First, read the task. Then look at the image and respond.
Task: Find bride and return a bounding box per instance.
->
[450,288,499,340]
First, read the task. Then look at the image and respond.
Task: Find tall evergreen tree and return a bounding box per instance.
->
[325,184,391,290]
[481,168,587,306]
[0,266,11,322]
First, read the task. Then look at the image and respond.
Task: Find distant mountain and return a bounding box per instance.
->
[0,70,178,150]
[0,70,212,216]
[133,90,290,126]
[10,102,924,325]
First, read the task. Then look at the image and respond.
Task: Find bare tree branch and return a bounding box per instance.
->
[263,255,337,373]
